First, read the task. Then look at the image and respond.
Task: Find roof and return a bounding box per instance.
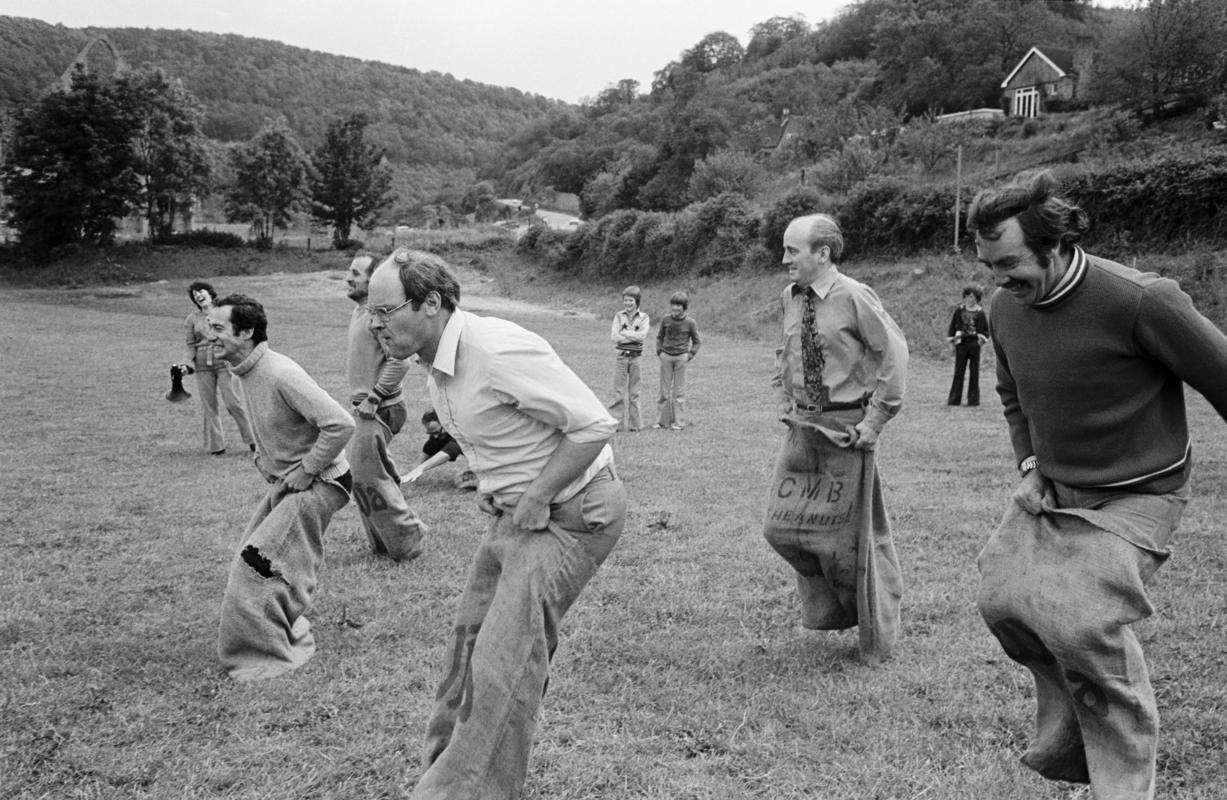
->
[1001,46,1077,89]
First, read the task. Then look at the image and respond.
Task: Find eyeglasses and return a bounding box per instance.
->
[364,298,414,322]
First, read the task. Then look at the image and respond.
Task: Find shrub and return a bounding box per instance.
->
[839,178,957,257]
[161,229,246,249]
[672,193,759,277]
[760,187,828,262]
[1064,151,1227,251]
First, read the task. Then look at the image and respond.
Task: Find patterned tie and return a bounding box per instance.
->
[800,289,826,406]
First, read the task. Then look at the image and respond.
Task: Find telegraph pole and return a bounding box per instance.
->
[953,144,963,252]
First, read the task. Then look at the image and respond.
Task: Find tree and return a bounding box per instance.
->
[687,150,763,202]
[225,118,312,245]
[121,69,211,241]
[1093,0,1227,117]
[746,15,810,61]
[681,31,745,74]
[587,79,641,117]
[1,66,140,254]
[897,112,958,174]
[309,113,393,247]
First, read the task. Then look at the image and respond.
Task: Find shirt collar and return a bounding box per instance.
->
[1034,246,1088,309]
[430,308,468,377]
[790,265,840,300]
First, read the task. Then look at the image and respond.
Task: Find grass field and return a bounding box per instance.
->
[1,263,1225,799]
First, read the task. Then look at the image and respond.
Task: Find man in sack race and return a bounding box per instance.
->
[344,252,430,562]
[207,294,355,681]
[763,213,908,664]
[365,248,627,800]
[969,170,1227,800]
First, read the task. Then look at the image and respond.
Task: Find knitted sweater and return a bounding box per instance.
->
[346,305,409,407]
[229,342,354,481]
[656,314,701,356]
[991,248,1227,488]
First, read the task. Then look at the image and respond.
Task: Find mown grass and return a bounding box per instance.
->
[1,252,1225,799]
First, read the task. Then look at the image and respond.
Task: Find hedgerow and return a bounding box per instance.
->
[517,152,1227,281]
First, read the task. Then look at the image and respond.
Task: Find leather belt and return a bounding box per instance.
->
[795,399,865,413]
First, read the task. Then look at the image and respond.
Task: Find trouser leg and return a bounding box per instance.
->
[607,357,629,430]
[966,346,980,405]
[656,356,673,427]
[947,347,968,405]
[411,469,626,800]
[626,357,641,430]
[195,369,225,451]
[672,357,688,427]
[217,478,349,681]
[350,403,427,561]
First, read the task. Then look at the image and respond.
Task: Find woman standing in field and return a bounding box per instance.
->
[184,281,254,455]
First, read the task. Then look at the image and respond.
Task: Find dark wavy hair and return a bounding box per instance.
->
[215,293,268,345]
[187,281,218,309]
[967,171,1090,268]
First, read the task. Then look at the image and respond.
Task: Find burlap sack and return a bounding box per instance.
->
[763,416,903,663]
[977,486,1186,800]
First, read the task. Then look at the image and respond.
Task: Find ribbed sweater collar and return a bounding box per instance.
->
[231,341,269,378]
[1033,246,1088,309]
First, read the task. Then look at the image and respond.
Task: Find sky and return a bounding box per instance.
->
[0,0,1133,104]
[0,0,849,102]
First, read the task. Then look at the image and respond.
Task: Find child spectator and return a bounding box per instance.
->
[946,283,989,406]
[402,409,476,490]
[607,285,650,432]
[654,290,701,430]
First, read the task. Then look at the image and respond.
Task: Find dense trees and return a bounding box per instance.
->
[4,67,138,251]
[0,15,562,206]
[499,0,1208,223]
[224,118,312,245]
[310,113,393,247]
[4,1,1227,258]
[1093,0,1227,117]
[123,70,211,240]
[0,66,204,253]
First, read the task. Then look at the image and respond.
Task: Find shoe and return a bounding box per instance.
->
[651,424,664,429]
[211,449,227,455]
[669,424,684,431]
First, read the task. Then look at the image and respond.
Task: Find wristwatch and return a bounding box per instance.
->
[1018,455,1039,476]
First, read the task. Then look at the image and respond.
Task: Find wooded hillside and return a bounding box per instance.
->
[0,15,563,207]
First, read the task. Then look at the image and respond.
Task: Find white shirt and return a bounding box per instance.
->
[426,309,615,504]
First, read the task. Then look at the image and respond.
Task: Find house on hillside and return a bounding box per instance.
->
[760,108,818,158]
[1001,41,1095,117]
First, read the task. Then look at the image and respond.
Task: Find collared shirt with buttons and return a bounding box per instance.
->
[425,309,615,505]
[774,265,908,432]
